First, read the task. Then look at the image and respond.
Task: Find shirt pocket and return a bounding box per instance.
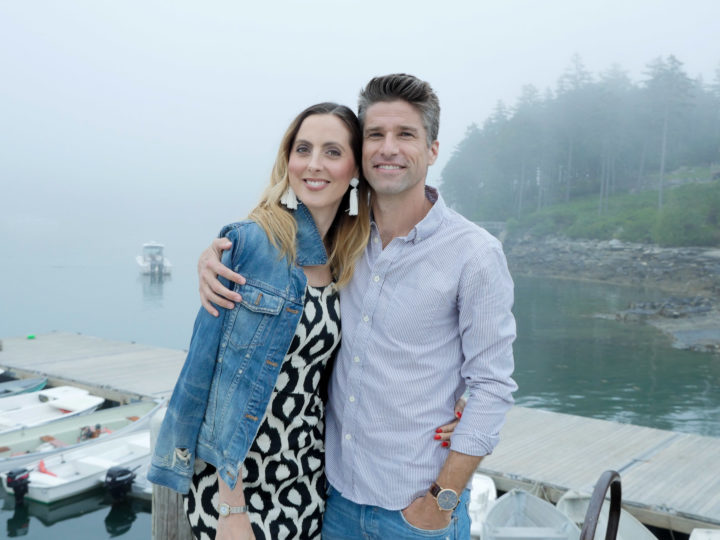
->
[385,283,455,346]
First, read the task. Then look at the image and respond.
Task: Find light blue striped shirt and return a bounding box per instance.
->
[325,187,517,510]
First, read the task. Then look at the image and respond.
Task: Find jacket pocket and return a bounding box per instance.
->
[227,283,283,351]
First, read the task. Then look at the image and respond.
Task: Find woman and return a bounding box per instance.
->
[149,102,458,540]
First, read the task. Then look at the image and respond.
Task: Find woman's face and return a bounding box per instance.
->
[288,114,358,219]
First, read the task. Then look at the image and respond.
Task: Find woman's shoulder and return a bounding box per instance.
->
[218,220,269,246]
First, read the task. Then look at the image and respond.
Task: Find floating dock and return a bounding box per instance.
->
[1,332,718,534]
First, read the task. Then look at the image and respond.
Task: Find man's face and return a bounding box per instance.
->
[362,100,438,198]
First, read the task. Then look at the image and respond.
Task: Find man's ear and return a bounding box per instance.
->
[427,140,439,166]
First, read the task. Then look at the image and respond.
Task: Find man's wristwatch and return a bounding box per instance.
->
[218,502,248,517]
[429,482,460,511]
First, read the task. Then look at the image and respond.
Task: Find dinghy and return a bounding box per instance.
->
[0,399,162,472]
[482,489,581,540]
[557,489,660,540]
[469,473,497,538]
[0,430,150,504]
[0,386,104,435]
[0,377,47,398]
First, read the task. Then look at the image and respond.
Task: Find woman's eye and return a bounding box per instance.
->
[327,149,341,157]
[295,145,310,154]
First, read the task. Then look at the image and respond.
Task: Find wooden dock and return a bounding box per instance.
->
[1,332,719,534]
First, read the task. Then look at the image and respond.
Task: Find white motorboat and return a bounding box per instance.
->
[556,490,658,540]
[469,473,497,538]
[1,430,150,504]
[0,386,105,435]
[0,399,163,472]
[482,489,581,540]
[136,242,172,275]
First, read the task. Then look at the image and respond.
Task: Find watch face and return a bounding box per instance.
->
[219,504,229,517]
[437,489,459,511]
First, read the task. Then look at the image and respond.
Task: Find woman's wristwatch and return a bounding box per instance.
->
[218,502,248,517]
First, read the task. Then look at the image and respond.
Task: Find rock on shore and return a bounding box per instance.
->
[504,236,720,354]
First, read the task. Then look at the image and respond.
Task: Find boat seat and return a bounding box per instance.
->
[77,456,115,469]
[487,526,571,539]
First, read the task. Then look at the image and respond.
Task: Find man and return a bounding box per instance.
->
[198,74,516,539]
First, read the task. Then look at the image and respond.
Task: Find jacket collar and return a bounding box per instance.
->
[294,202,328,266]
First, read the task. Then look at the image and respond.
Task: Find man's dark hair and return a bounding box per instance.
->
[358,73,440,146]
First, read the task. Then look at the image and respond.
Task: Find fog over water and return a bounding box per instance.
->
[1,1,719,342]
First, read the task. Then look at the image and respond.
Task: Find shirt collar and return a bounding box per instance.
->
[294,203,328,266]
[408,185,444,244]
[369,185,446,245]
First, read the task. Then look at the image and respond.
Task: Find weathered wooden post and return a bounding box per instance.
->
[151,407,193,540]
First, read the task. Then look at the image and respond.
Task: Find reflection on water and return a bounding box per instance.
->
[513,276,720,437]
[138,273,171,307]
[2,489,150,538]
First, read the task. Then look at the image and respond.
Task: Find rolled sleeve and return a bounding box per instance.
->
[451,240,517,456]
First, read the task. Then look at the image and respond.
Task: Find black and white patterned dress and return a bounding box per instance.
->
[184,284,340,540]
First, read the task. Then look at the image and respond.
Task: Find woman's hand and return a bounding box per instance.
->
[434,396,467,448]
[216,514,255,540]
[198,237,246,316]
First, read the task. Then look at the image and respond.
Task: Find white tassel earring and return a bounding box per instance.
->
[348,178,359,216]
[280,185,298,210]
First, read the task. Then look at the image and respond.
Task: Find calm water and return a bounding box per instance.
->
[1,258,719,537]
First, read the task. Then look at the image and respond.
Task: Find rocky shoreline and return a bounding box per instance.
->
[504,236,720,354]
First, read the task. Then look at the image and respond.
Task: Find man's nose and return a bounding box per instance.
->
[380,135,398,156]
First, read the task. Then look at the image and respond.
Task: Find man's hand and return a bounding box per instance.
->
[215,514,255,540]
[198,238,246,317]
[402,493,452,531]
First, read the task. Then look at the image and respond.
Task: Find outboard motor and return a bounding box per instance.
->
[104,466,136,500]
[6,468,30,504]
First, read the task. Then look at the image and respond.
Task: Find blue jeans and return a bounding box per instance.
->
[322,484,471,539]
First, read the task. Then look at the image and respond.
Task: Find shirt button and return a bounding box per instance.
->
[363,315,369,322]
[353,356,360,363]
[349,396,355,402]
[345,434,352,440]
[373,237,379,243]
[373,275,380,282]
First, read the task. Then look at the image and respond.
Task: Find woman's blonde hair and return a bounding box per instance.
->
[248,103,370,288]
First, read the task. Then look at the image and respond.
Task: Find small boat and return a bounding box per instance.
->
[1,430,150,504]
[482,489,581,540]
[0,377,47,398]
[469,473,497,538]
[557,490,660,540]
[0,399,163,473]
[0,386,105,435]
[136,242,172,275]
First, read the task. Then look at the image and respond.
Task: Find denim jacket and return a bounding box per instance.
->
[148,204,327,493]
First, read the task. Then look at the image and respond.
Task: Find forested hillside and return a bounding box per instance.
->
[440,55,720,239]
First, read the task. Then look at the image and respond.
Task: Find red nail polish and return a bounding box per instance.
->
[456,411,462,418]
[434,434,441,440]
[442,441,449,447]
[435,428,442,433]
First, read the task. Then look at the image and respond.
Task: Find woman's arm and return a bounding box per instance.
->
[216,472,255,540]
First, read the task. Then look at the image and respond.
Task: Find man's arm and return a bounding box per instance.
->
[402,451,482,529]
[199,237,246,317]
[405,238,517,529]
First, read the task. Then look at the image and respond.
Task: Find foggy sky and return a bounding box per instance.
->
[1,0,719,266]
